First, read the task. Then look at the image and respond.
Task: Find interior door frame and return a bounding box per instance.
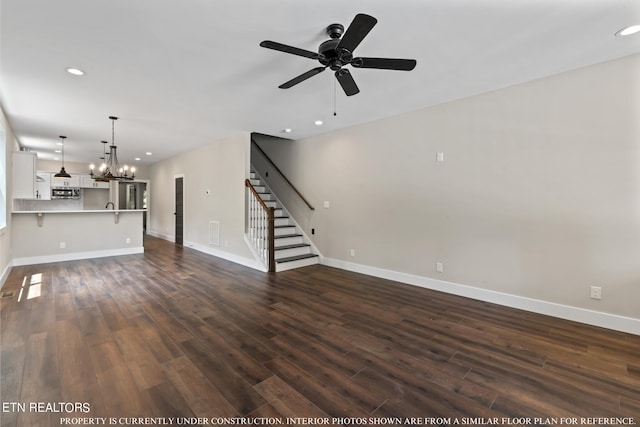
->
[174,174,184,245]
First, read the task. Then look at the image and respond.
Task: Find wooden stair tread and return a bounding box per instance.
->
[275,243,311,251]
[276,253,319,263]
[274,233,302,239]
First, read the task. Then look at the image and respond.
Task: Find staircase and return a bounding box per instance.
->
[247,171,319,272]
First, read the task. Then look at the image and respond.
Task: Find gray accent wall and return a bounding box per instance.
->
[256,54,640,322]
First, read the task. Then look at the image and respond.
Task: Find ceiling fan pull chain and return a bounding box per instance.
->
[333,77,337,116]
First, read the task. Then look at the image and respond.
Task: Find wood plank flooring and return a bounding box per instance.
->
[1,235,639,426]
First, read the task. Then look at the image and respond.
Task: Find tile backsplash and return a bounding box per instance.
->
[13,188,109,211]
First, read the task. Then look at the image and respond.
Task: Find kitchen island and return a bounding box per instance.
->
[12,209,146,266]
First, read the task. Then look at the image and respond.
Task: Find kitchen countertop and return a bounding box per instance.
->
[13,209,147,214]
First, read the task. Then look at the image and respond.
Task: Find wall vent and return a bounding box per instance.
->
[209,221,220,246]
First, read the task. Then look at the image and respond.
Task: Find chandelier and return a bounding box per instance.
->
[90,116,135,181]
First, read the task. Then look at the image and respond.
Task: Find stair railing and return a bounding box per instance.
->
[245,179,275,272]
[251,138,315,211]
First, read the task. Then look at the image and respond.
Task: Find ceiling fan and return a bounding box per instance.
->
[260,13,417,96]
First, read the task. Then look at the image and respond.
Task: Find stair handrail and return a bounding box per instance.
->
[251,139,315,211]
[245,179,275,272]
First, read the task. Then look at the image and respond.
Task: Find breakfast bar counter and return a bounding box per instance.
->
[11,210,146,266]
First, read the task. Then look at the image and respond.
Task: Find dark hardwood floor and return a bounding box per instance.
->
[1,236,639,426]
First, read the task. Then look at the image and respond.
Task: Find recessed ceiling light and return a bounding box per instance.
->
[66,67,85,76]
[283,128,292,133]
[314,120,323,126]
[56,142,64,146]
[135,157,141,161]
[615,24,640,37]
[54,150,62,153]
[146,152,153,156]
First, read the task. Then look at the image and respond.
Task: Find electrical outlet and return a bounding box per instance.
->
[350,249,355,257]
[590,286,602,300]
[126,237,131,244]
[59,242,66,249]
[436,262,444,273]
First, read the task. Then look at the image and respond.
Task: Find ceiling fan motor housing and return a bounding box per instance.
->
[319,39,352,70]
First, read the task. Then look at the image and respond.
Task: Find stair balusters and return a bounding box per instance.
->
[246,179,275,272]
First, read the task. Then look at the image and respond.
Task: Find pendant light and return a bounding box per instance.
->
[54,136,71,178]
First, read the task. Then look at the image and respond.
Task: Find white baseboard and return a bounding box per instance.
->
[146,230,174,242]
[146,231,266,271]
[0,261,13,290]
[322,257,640,336]
[12,247,144,266]
[243,234,269,272]
[183,240,267,272]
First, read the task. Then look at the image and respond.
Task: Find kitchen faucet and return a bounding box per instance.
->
[105,202,115,210]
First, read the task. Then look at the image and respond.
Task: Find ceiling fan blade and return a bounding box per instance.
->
[352,57,417,71]
[336,13,377,54]
[260,40,320,60]
[279,67,326,89]
[335,69,360,96]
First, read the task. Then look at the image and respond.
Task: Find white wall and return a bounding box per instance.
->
[0,105,20,286]
[148,132,258,267]
[257,54,640,330]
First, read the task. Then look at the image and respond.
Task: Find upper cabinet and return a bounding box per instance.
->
[12,152,110,201]
[36,171,51,200]
[51,174,80,188]
[80,174,109,189]
[12,151,37,199]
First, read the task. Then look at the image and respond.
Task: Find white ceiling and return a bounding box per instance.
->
[1,0,640,166]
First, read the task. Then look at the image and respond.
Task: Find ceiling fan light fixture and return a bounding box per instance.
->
[615,24,640,37]
[314,120,323,126]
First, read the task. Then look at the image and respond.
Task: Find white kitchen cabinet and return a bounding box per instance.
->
[12,151,37,199]
[80,174,109,189]
[36,171,51,200]
[51,173,80,188]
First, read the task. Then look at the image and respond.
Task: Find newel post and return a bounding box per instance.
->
[267,207,275,272]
